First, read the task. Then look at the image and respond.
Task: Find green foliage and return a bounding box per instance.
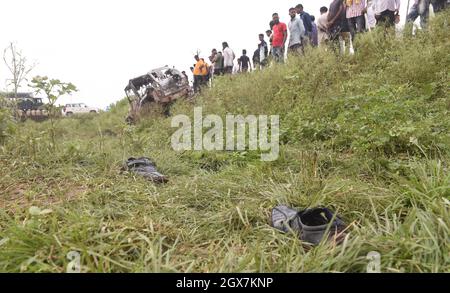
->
[283,85,450,157]
[0,96,16,145]
[0,109,16,145]
[30,76,77,148]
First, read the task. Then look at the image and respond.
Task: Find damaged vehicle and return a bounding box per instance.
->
[124,66,192,123]
[1,92,49,122]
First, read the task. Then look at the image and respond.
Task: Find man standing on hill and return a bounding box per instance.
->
[222,42,235,75]
[366,1,378,29]
[373,0,400,28]
[213,51,224,76]
[193,55,208,93]
[311,15,319,47]
[407,0,430,29]
[258,34,269,67]
[406,0,446,29]
[238,50,251,73]
[296,4,313,44]
[346,0,367,41]
[201,58,211,84]
[266,30,273,56]
[209,49,217,80]
[328,0,348,53]
[252,48,260,70]
[288,7,305,55]
[269,20,276,30]
[210,49,224,77]
[271,13,288,63]
[318,6,330,47]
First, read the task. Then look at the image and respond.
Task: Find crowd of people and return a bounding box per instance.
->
[191,0,448,93]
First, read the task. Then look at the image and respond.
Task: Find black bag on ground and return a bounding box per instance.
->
[125,157,168,184]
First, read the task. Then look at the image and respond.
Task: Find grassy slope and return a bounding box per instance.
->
[0,13,449,272]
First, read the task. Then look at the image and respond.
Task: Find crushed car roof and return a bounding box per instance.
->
[124,66,183,92]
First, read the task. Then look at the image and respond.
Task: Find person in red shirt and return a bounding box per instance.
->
[271,13,287,63]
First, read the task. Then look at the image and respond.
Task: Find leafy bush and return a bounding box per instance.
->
[0,98,16,145]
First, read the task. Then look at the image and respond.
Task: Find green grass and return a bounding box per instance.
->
[0,13,449,273]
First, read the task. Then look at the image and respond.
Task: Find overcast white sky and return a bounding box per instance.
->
[0,0,412,109]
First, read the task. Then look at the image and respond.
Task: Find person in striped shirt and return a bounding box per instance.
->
[346,0,367,41]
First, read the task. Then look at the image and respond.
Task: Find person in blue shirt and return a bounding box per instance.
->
[295,4,313,44]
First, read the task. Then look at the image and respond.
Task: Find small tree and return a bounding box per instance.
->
[30,76,77,148]
[3,42,35,98]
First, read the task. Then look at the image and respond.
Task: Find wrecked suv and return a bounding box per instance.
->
[124,66,191,123]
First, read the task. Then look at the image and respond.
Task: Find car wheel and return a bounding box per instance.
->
[90,110,97,114]
[66,112,73,117]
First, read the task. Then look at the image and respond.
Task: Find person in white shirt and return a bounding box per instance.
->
[222,42,235,75]
[366,1,377,29]
[288,7,305,54]
[258,34,269,67]
[373,0,401,27]
[317,6,330,47]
